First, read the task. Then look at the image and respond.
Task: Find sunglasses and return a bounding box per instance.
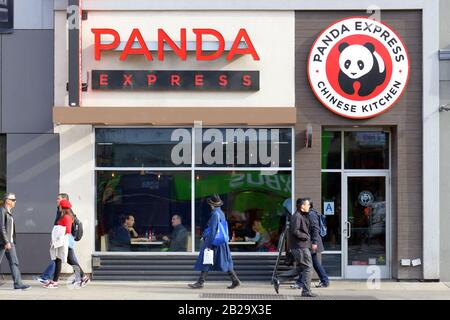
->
[7,199,17,202]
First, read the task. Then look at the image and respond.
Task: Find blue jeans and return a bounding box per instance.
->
[297,252,329,286]
[0,244,25,287]
[41,249,81,280]
[41,261,55,280]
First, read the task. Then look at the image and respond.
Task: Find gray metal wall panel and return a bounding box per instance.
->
[1,30,54,133]
[14,0,53,30]
[0,233,52,274]
[6,133,59,234]
[0,36,2,133]
[439,61,450,81]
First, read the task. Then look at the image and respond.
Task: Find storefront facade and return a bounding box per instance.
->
[52,0,440,281]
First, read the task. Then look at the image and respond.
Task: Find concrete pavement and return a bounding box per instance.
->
[0,278,449,300]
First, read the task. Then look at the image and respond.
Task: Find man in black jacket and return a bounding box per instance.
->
[273,198,316,297]
[0,193,30,290]
[293,200,330,289]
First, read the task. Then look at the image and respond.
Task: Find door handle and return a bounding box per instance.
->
[344,221,351,239]
[347,221,351,239]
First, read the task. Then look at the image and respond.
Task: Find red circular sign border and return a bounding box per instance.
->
[307,16,411,120]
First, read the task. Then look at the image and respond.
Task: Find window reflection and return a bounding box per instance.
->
[96,171,192,252]
[195,171,291,252]
[345,132,389,169]
[321,172,341,251]
[198,128,292,167]
[96,128,191,167]
[95,128,293,253]
[322,130,341,169]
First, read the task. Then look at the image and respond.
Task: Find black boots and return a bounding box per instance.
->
[227,270,241,289]
[188,271,207,289]
[188,281,204,289]
[227,280,241,289]
[189,270,241,289]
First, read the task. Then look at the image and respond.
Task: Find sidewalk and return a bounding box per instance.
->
[1,279,449,300]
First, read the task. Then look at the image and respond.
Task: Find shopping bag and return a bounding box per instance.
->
[212,219,229,246]
[203,248,214,265]
[51,225,67,248]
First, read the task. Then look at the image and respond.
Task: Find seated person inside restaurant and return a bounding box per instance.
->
[162,214,188,252]
[125,214,139,238]
[108,214,139,251]
[244,219,274,251]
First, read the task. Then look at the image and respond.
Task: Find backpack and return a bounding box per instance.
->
[318,212,327,237]
[72,215,84,241]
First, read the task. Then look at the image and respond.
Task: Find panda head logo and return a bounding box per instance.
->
[338,42,387,97]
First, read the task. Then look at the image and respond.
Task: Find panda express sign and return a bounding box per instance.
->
[308,17,409,119]
[91,28,260,91]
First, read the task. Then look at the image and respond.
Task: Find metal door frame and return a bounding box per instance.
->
[342,171,391,279]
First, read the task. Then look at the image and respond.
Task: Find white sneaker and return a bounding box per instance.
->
[43,281,58,289]
[33,276,49,285]
[80,276,90,287]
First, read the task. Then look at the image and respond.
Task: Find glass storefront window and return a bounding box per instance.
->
[194,171,291,252]
[344,131,389,169]
[96,170,191,252]
[96,128,191,167]
[95,128,293,253]
[321,172,341,251]
[322,130,341,169]
[198,128,292,168]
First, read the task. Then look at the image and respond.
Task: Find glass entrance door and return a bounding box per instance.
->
[343,173,390,279]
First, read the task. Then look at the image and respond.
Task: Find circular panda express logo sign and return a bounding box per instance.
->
[308,17,409,119]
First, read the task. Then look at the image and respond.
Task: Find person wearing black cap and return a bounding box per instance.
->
[189,194,241,289]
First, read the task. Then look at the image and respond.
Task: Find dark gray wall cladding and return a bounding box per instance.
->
[7,133,59,233]
[0,37,2,132]
[0,234,51,274]
[1,30,54,133]
[14,0,54,30]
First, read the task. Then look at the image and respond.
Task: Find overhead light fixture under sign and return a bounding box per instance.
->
[305,124,313,148]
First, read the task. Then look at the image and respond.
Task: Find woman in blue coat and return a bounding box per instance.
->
[189,194,241,289]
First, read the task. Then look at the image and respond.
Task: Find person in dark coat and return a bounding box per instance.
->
[293,200,330,289]
[188,195,241,289]
[273,198,316,297]
[109,215,132,251]
[0,193,30,290]
[163,214,188,252]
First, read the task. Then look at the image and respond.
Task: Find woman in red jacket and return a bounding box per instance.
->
[44,199,88,288]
